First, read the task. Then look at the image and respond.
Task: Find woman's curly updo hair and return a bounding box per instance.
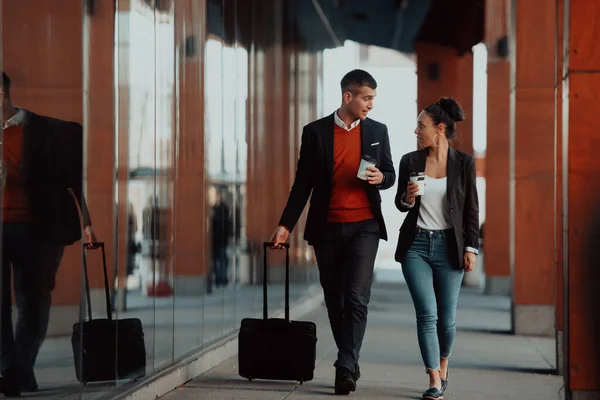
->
[423,97,465,140]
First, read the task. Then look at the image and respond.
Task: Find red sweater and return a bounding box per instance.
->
[2,124,32,222]
[328,123,374,223]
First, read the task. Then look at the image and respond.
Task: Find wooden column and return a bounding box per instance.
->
[84,0,116,313]
[555,0,565,377]
[510,0,556,336]
[416,42,474,154]
[170,0,208,295]
[562,0,600,396]
[1,0,113,333]
[2,1,84,312]
[245,0,319,282]
[245,1,290,280]
[2,0,115,330]
[483,0,511,295]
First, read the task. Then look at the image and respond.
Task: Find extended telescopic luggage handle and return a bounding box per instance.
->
[82,242,112,322]
[262,242,290,322]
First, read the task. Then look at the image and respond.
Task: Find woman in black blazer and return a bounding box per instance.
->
[395,97,479,400]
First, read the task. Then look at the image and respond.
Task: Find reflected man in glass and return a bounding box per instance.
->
[210,190,233,291]
[0,72,96,396]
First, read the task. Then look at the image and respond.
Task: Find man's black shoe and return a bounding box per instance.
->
[20,368,38,392]
[353,363,361,381]
[334,367,356,395]
[1,367,22,397]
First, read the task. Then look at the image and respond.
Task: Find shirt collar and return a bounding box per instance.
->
[2,107,28,129]
[334,110,360,131]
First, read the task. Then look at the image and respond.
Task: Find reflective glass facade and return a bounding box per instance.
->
[0,1,322,397]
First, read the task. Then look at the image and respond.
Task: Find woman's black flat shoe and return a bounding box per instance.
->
[422,386,444,399]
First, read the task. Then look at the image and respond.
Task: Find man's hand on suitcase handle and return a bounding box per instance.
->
[83,226,100,249]
[269,226,290,249]
[84,241,104,250]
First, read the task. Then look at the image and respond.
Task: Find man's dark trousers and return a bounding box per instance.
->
[1,223,64,376]
[313,218,379,372]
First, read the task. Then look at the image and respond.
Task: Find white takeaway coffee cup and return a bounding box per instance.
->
[409,172,426,195]
[357,155,377,180]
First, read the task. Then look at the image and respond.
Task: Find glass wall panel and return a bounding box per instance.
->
[1,0,323,398]
[113,0,177,378]
[204,0,234,345]
[1,1,91,398]
[172,0,207,361]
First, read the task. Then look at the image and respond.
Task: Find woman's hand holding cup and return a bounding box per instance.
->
[406,181,420,205]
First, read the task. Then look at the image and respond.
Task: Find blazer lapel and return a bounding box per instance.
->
[409,148,427,174]
[360,118,373,161]
[321,113,335,179]
[446,147,460,200]
[21,113,43,187]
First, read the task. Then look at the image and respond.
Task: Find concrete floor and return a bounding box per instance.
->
[161,283,562,400]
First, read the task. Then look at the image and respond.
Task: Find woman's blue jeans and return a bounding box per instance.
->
[401,229,464,371]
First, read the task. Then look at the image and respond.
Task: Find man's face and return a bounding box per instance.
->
[344,85,376,120]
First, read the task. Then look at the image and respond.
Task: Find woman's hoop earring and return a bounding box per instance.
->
[433,133,446,147]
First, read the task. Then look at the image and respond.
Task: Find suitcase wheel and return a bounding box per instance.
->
[248,378,253,382]
[299,380,304,384]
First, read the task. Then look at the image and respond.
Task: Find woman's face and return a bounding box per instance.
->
[414,111,443,148]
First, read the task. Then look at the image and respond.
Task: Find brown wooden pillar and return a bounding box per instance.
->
[561,0,600,396]
[245,0,319,282]
[245,27,266,284]
[483,0,511,295]
[3,2,84,312]
[3,0,90,333]
[555,0,565,377]
[84,0,116,312]
[510,0,556,336]
[257,40,293,278]
[416,42,474,154]
[113,0,131,308]
[287,51,321,270]
[2,0,115,330]
[170,0,208,294]
[246,1,292,281]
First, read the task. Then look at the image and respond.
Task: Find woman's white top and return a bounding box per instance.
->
[417,176,452,230]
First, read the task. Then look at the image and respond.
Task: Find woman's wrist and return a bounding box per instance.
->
[465,247,478,255]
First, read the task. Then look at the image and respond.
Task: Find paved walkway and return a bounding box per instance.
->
[161,283,563,400]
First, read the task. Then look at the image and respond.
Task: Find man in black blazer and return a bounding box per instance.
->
[1,72,96,396]
[271,70,395,395]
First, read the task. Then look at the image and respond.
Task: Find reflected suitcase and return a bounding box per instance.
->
[71,242,146,383]
[238,242,317,383]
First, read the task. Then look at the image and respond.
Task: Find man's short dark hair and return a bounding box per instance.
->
[2,72,10,94]
[340,69,377,94]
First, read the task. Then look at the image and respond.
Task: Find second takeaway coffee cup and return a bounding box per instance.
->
[357,155,377,180]
[409,172,426,195]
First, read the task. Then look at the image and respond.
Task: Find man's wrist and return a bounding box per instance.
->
[279,224,290,232]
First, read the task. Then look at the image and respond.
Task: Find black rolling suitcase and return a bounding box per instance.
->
[71,242,146,383]
[238,242,317,383]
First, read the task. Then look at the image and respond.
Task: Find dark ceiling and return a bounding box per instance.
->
[208,0,484,55]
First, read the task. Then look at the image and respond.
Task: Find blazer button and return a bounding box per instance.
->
[450,208,454,212]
